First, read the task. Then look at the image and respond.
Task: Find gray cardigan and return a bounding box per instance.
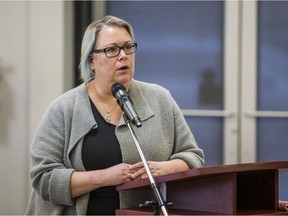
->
[25,79,204,215]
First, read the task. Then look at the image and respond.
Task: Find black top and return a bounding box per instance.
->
[82,98,122,215]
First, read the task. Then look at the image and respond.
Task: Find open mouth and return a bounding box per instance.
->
[117,66,129,71]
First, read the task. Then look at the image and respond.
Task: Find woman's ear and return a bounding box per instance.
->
[89,55,95,70]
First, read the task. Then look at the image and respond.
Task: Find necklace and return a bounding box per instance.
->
[103,104,118,122]
[92,83,118,122]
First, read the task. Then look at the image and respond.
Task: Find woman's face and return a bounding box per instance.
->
[90,26,135,91]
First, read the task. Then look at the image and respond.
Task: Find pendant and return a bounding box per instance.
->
[104,112,111,122]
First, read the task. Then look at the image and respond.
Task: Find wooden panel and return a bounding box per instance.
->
[166,173,237,214]
[237,170,278,211]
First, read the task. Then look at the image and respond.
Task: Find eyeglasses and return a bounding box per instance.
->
[91,43,137,58]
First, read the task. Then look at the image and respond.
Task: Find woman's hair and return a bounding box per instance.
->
[79,15,135,83]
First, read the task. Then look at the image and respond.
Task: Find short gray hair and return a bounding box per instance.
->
[79,15,135,83]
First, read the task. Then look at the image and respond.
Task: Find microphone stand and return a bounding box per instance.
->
[123,114,169,216]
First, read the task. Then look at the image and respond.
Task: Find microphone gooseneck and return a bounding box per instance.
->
[111,82,142,127]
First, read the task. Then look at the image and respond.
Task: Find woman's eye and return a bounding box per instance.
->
[106,47,117,52]
[125,45,133,50]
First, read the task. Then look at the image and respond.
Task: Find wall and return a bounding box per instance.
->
[0,1,73,214]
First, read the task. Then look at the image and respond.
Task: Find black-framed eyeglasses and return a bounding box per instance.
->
[91,43,137,58]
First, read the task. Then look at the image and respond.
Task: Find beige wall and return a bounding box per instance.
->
[0,1,73,214]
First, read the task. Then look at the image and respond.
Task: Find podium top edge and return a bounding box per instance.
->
[117,161,288,191]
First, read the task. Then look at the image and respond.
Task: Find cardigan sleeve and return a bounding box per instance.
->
[128,80,205,168]
[131,80,205,168]
[29,99,75,206]
[167,93,205,168]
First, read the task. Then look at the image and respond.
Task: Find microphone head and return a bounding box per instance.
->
[111,82,126,97]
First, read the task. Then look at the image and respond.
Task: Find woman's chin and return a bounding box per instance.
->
[115,75,133,85]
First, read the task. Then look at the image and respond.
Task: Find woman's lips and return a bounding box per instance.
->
[117,66,129,71]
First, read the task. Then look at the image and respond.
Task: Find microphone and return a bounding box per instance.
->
[111,82,142,128]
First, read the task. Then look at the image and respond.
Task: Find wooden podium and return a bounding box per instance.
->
[116,161,288,215]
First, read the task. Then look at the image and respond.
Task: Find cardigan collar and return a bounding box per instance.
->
[67,79,155,157]
[67,82,96,159]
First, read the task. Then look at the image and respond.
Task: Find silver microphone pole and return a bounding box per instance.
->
[124,114,169,216]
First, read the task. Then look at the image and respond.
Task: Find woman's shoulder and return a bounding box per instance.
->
[131,79,171,96]
[62,83,86,99]
[130,80,175,111]
[48,83,87,111]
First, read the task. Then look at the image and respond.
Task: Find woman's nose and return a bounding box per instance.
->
[117,49,127,60]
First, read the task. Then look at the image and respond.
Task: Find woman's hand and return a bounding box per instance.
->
[129,159,189,180]
[103,163,133,185]
[71,163,133,198]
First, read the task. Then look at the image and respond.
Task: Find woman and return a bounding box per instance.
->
[26,15,204,215]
